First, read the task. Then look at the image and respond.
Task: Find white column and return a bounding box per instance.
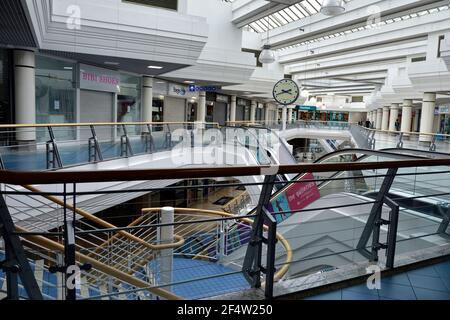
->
[287,106,293,123]
[389,104,399,131]
[142,76,153,132]
[420,93,436,142]
[281,106,287,131]
[197,91,206,122]
[160,207,174,288]
[412,108,420,132]
[264,103,270,125]
[250,101,256,123]
[230,95,236,123]
[381,106,389,131]
[142,76,153,122]
[401,99,413,135]
[14,50,36,141]
[376,108,382,130]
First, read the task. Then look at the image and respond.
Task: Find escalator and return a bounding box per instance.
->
[222,147,450,281]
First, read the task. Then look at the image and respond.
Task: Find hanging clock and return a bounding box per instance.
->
[272,79,299,105]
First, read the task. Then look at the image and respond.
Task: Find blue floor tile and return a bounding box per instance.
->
[381,273,411,286]
[407,265,440,278]
[304,290,342,300]
[440,277,450,292]
[343,284,379,296]
[342,290,379,300]
[434,262,450,279]
[413,288,450,300]
[378,283,417,300]
[408,274,450,293]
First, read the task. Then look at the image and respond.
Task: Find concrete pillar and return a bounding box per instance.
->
[389,104,399,131]
[264,103,270,125]
[412,108,420,132]
[250,101,256,123]
[230,95,236,123]
[376,108,382,130]
[419,93,436,142]
[401,99,413,135]
[142,76,153,122]
[281,106,287,131]
[287,107,293,123]
[196,91,206,122]
[160,207,174,288]
[14,50,36,141]
[381,106,389,131]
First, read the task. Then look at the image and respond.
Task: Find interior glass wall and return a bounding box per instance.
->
[0,49,12,145]
[35,55,76,140]
[117,73,141,135]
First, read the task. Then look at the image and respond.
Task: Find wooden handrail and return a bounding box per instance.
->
[1,158,450,185]
[23,185,184,250]
[16,225,182,300]
[0,121,219,129]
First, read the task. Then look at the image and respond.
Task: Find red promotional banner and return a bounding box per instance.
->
[268,172,320,222]
[285,172,321,211]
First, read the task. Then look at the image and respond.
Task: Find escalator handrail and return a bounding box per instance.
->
[248,147,449,212]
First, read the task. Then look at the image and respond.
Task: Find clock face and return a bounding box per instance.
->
[272,79,299,105]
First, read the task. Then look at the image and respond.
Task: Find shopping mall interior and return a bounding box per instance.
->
[0,0,450,302]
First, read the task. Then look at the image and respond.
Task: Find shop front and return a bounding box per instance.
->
[256,102,265,122]
[296,105,349,122]
[204,93,229,126]
[0,48,12,128]
[236,98,250,121]
[437,104,450,134]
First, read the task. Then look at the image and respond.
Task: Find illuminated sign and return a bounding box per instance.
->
[188,85,218,92]
[297,105,317,111]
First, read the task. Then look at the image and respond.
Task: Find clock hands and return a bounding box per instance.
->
[275,89,294,97]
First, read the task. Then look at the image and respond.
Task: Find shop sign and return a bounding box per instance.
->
[168,83,198,98]
[188,85,217,92]
[79,64,120,93]
[438,105,450,114]
[297,105,317,111]
[168,83,188,96]
[216,94,229,103]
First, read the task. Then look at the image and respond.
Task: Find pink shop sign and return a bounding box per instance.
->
[79,64,121,93]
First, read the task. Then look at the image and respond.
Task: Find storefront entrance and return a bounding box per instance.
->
[80,90,114,140]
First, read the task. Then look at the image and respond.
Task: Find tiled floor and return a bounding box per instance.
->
[305,260,450,300]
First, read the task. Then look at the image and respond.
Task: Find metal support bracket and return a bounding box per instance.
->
[429,136,437,152]
[0,195,43,300]
[46,127,63,169]
[88,125,103,162]
[120,125,133,157]
[242,175,277,299]
[396,132,404,148]
[143,124,155,153]
[357,167,398,259]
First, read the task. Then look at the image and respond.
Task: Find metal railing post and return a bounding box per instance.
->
[242,174,277,298]
[357,167,398,258]
[120,124,134,157]
[46,126,63,169]
[396,132,404,148]
[88,125,103,162]
[384,197,399,268]
[0,193,43,300]
[430,136,437,152]
[144,124,154,153]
